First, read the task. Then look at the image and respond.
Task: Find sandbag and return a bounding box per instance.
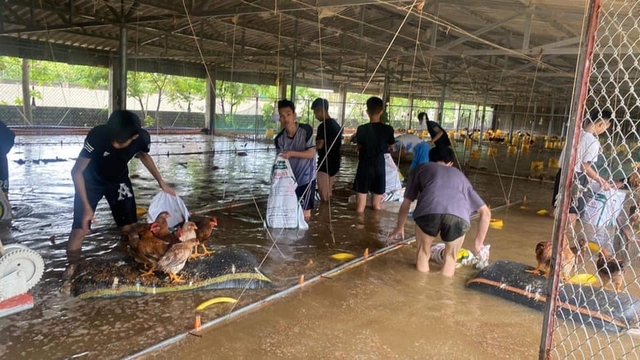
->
[384,153,402,193]
[266,156,308,229]
[71,247,272,299]
[147,192,190,228]
[467,260,640,332]
[0,191,11,221]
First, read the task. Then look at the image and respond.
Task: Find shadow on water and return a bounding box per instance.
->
[0,135,554,359]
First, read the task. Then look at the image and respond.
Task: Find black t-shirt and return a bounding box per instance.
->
[427,120,451,147]
[316,118,342,164]
[79,125,151,185]
[0,120,15,155]
[356,122,395,161]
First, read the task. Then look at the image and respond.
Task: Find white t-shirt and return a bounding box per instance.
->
[559,130,600,173]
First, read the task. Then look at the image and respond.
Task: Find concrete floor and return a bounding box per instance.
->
[153,202,559,359]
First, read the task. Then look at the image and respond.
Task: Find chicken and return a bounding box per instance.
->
[525,236,576,280]
[571,239,587,269]
[176,221,198,242]
[128,223,171,276]
[151,211,181,245]
[596,250,625,292]
[191,216,218,257]
[525,241,553,277]
[157,238,199,283]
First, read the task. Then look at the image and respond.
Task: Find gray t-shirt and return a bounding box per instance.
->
[405,162,485,223]
[275,123,316,186]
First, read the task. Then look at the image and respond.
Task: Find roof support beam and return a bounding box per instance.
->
[522,11,532,51]
[191,0,406,17]
[439,10,525,50]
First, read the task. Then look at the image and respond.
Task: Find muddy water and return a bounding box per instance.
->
[0,134,556,359]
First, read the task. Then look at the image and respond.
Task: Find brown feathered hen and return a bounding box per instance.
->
[191,216,218,257]
[525,236,575,280]
[128,223,171,276]
[597,250,625,292]
[157,238,199,283]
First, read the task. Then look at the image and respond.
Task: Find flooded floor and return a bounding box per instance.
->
[0,134,603,359]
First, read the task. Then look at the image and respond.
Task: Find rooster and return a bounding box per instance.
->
[191,216,218,257]
[525,236,576,280]
[157,238,199,283]
[128,223,171,277]
[596,250,625,292]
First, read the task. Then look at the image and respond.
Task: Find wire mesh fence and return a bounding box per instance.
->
[544,0,640,358]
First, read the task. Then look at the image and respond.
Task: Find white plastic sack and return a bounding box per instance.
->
[583,189,626,228]
[0,191,11,221]
[384,153,402,193]
[266,156,309,229]
[147,192,190,228]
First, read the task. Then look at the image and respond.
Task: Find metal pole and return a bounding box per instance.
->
[205,68,216,135]
[547,100,555,138]
[118,24,127,110]
[408,94,415,130]
[480,91,488,145]
[539,1,601,358]
[509,98,517,144]
[339,84,347,126]
[290,19,298,103]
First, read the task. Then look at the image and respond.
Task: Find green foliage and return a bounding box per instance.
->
[166,76,206,112]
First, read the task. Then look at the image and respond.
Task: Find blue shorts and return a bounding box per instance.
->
[72,176,137,230]
[295,180,316,211]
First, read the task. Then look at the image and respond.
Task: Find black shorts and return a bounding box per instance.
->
[295,180,316,211]
[414,214,470,242]
[569,172,590,216]
[0,153,8,193]
[72,176,137,230]
[318,156,340,177]
[353,157,385,195]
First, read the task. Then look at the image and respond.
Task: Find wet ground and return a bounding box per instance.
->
[0,134,624,359]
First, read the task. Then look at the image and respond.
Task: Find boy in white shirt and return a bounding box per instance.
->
[552,109,612,226]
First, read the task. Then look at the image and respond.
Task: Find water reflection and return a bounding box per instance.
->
[0,134,554,359]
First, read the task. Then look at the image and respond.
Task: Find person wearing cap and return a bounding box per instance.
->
[66,110,175,257]
[312,98,343,201]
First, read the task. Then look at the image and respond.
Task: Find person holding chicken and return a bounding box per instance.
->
[64,110,175,275]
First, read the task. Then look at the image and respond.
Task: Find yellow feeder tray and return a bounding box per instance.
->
[536,209,549,216]
[331,253,356,261]
[470,149,481,158]
[521,144,530,153]
[507,145,517,155]
[457,248,473,261]
[530,161,544,172]
[136,207,147,217]
[568,273,598,286]
[587,242,600,253]
[464,138,472,148]
[407,128,415,134]
[265,129,275,140]
[548,158,559,169]
[489,218,504,229]
[487,147,498,156]
[519,206,529,210]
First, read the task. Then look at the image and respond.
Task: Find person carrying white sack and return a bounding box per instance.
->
[389,146,491,277]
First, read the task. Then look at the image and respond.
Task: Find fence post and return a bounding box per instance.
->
[538,0,601,358]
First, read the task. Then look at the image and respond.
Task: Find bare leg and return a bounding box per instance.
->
[67,229,87,253]
[371,194,383,211]
[303,209,311,221]
[415,225,435,273]
[442,236,465,277]
[317,172,331,202]
[355,193,368,213]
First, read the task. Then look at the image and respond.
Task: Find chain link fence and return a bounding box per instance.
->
[544,0,640,358]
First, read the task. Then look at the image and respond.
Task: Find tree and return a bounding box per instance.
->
[127,72,154,122]
[165,76,206,113]
[215,81,258,128]
[149,73,168,124]
[21,59,32,124]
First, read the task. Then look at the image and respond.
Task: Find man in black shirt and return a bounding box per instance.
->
[418,112,451,148]
[0,120,15,199]
[312,98,343,202]
[67,110,175,257]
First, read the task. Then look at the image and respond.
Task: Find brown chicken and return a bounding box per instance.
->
[571,239,588,268]
[151,211,181,245]
[191,216,218,257]
[128,223,171,276]
[596,250,625,292]
[176,221,198,242]
[157,238,199,283]
[525,236,575,280]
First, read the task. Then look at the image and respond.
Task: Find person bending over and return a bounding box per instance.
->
[390,146,491,277]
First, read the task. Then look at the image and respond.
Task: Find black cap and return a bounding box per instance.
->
[107,110,142,143]
[311,98,329,110]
